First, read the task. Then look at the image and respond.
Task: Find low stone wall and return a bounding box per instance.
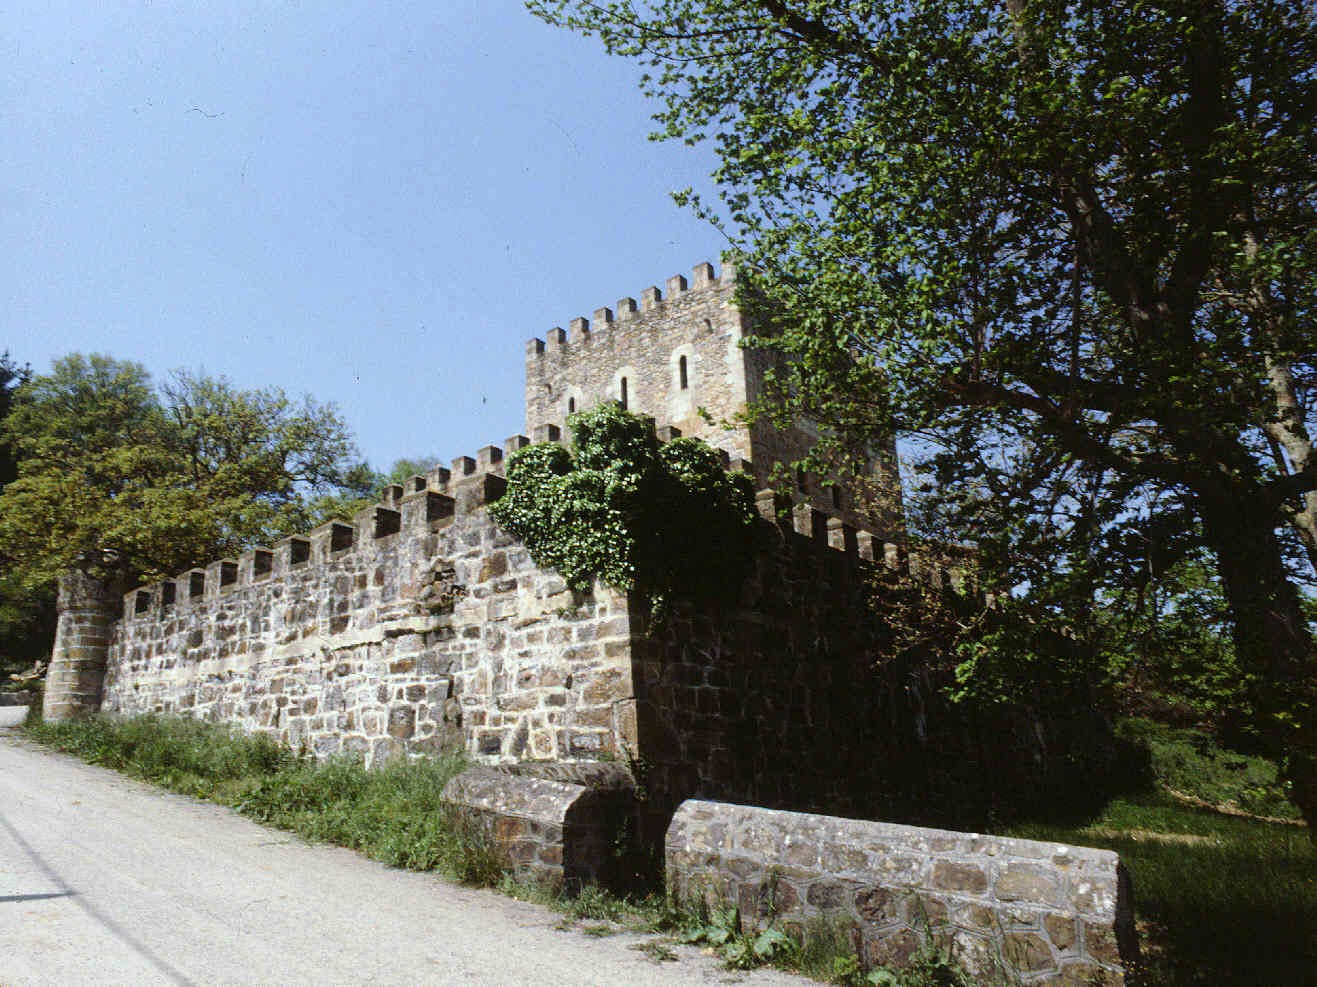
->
[440,765,634,891]
[666,800,1136,986]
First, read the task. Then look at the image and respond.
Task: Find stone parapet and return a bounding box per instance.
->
[666,800,1137,986]
[440,765,634,891]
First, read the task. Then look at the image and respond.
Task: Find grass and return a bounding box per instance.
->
[1005,718,1315,987]
[22,713,500,885]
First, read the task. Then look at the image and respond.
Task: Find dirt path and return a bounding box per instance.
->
[0,720,808,986]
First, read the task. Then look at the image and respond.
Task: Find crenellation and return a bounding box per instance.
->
[426,465,452,490]
[57,256,1132,984]
[793,503,829,542]
[363,505,402,540]
[275,535,311,573]
[827,516,859,555]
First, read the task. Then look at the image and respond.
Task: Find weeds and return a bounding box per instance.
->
[631,940,678,963]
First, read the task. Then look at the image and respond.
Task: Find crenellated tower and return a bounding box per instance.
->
[524,260,903,539]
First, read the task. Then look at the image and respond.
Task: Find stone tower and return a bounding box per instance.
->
[42,569,120,721]
[524,260,902,537]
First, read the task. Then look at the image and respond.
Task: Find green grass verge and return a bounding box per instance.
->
[1008,794,1315,986]
[1005,718,1312,986]
[22,714,500,884]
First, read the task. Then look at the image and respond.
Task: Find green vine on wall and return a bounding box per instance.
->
[489,404,758,617]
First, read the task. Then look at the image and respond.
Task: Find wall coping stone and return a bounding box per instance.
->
[666,799,1137,986]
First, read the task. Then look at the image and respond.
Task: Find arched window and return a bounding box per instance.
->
[679,355,689,390]
[620,377,629,409]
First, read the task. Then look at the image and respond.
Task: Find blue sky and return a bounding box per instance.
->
[3,2,724,470]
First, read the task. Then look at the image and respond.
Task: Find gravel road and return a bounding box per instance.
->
[0,716,809,987]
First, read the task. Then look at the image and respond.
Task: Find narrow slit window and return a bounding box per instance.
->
[679,355,688,390]
[568,397,576,414]
[831,486,843,510]
[620,377,628,409]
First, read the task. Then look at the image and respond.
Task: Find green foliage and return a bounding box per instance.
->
[0,351,28,490]
[489,403,758,612]
[22,714,296,800]
[0,351,51,671]
[1009,793,1316,986]
[0,353,372,594]
[1119,717,1299,820]
[531,0,1317,826]
[679,906,798,971]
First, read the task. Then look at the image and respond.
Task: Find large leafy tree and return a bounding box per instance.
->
[531,0,1317,828]
[0,354,373,603]
[0,352,51,675]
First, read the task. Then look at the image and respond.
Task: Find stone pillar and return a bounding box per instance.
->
[42,569,120,722]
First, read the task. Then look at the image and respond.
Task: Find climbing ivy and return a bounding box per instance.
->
[489,403,758,614]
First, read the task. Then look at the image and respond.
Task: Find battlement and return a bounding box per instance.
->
[524,260,733,360]
[120,436,528,623]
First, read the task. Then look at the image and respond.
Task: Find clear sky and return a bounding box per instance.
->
[3,1,724,470]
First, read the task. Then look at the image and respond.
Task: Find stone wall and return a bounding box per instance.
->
[627,499,1096,842]
[44,570,121,721]
[103,452,639,766]
[441,763,637,890]
[667,800,1137,986]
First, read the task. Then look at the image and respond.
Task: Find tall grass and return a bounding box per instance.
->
[1008,795,1315,985]
[24,715,500,885]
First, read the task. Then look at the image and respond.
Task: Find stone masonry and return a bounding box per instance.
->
[524,261,902,538]
[103,467,639,764]
[43,570,121,722]
[667,800,1138,986]
[42,259,1135,981]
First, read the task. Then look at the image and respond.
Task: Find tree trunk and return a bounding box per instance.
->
[1199,488,1317,837]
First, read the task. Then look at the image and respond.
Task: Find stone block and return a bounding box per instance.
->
[665,801,1135,985]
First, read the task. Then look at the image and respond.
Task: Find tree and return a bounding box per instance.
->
[0,354,373,602]
[0,352,49,676]
[531,0,1317,829]
[0,352,28,490]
